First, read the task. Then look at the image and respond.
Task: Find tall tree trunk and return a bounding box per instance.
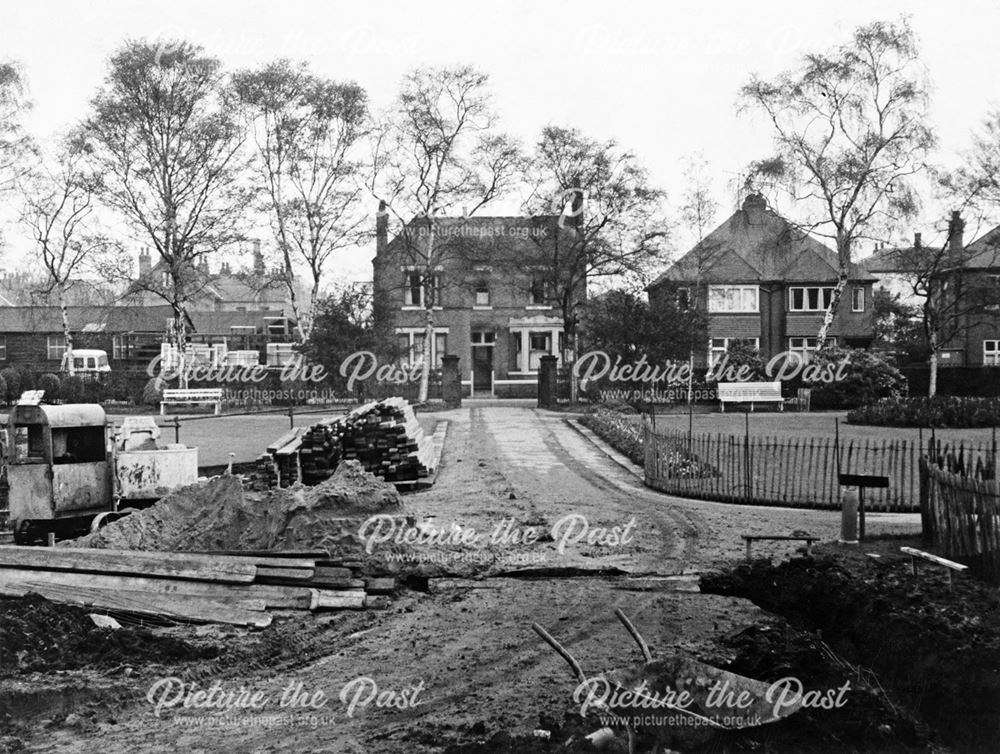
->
[418,223,436,403]
[928,331,938,398]
[817,273,847,348]
[818,235,851,348]
[59,284,75,377]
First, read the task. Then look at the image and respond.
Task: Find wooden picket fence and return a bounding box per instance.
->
[641,421,995,512]
[920,458,1000,583]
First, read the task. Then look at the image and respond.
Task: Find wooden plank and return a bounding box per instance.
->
[186,552,317,570]
[255,567,314,581]
[309,589,367,610]
[0,545,256,583]
[0,566,311,609]
[900,546,969,571]
[363,577,396,594]
[0,574,271,627]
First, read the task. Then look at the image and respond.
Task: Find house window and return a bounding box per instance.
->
[475,282,490,307]
[265,343,297,367]
[789,286,834,312]
[530,278,550,306]
[984,340,1000,366]
[788,337,820,364]
[852,287,865,312]
[677,287,691,311]
[471,331,496,345]
[47,336,67,361]
[0,335,6,360]
[403,271,442,307]
[708,286,758,313]
[398,329,448,368]
[708,337,760,368]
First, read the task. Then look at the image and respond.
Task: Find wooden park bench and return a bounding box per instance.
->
[160,388,224,416]
[742,533,819,561]
[718,382,784,412]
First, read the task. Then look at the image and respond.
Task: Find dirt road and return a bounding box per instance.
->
[15,403,922,753]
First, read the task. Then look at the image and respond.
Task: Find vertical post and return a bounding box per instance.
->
[744,412,751,500]
[688,401,694,450]
[288,404,294,430]
[441,354,462,408]
[858,488,866,541]
[537,355,558,409]
[47,532,56,547]
[173,416,180,444]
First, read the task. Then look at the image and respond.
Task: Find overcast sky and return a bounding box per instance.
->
[2,0,998,282]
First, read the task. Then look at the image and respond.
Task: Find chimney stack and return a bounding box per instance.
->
[252,239,264,274]
[947,211,965,253]
[138,248,151,275]
[742,193,767,226]
[914,232,922,248]
[376,201,388,255]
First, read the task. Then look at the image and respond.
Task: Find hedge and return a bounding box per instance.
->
[847,396,1000,428]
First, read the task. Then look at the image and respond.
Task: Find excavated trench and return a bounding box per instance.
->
[701,547,1000,753]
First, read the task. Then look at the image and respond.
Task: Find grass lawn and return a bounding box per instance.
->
[108,410,437,468]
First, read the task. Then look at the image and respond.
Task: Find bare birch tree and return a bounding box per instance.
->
[370,65,520,402]
[740,18,935,346]
[18,139,100,375]
[82,40,249,385]
[233,60,370,342]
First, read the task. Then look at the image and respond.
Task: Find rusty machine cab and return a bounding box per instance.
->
[7,403,113,540]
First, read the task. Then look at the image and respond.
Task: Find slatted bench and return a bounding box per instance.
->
[161,388,224,416]
[900,546,968,589]
[742,533,818,560]
[718,381,784,412]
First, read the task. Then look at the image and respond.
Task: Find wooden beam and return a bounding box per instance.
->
[0,575,271,627]
[309,590,367,610]
[255,567,314,581]
[900,547,968,571]
[0,567,310,610]
[0,545,256,583]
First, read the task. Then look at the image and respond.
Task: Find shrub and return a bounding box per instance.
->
[38,373,61,401]
[0,367,20,404]
[580,408,644,465]
[60,375,83,403]
[105,371,135,402]
[848,396,1000,428]
[82,378,105,403]
[807,347,906,409]
[141,377,164,407]
[708,342,766,382]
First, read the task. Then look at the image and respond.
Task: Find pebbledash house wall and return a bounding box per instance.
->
[372,209,583,398]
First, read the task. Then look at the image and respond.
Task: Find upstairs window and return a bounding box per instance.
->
[851,287,865,312]
[789,286,834,312]
[530,278,552,306]
[475,282,490,306]
[403,272,442,307]
[677,287,691,311]
[47,336,67,361]
[708,286,758,313]
[985,340,1000,366]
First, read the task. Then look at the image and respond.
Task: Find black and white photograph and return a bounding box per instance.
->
[0,1,999,752]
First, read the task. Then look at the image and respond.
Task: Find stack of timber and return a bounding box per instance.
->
[0,546,395,629]
[256,398,436,489]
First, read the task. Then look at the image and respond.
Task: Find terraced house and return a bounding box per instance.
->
[372,204,586,397]
[646,193,875,366]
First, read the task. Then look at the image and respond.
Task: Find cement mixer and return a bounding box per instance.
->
[4,398,198,544]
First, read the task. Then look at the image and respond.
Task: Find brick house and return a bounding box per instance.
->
[372,206,585,397]
[647,194,875,366]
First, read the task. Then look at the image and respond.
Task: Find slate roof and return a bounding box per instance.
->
[647,195,873,289]
[0,305,289,334]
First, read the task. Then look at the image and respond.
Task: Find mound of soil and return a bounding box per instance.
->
[0,594,217,676]
[67,461,404,558]
[702,550,1000,752]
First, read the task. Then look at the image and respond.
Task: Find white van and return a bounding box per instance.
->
[60,349,112,377]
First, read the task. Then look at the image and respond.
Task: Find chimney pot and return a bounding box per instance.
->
[376,201,389,255]
[914,232,922,248]
[947,211,966,253]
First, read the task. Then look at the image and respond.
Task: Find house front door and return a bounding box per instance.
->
[471,332,494,393]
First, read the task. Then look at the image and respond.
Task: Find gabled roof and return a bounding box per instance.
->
[647,195,873,289]
[962,224,1000,268]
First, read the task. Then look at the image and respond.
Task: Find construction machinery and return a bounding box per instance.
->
[4,398,198,544]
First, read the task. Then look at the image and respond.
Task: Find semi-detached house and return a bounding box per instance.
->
[646,194,875,366]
